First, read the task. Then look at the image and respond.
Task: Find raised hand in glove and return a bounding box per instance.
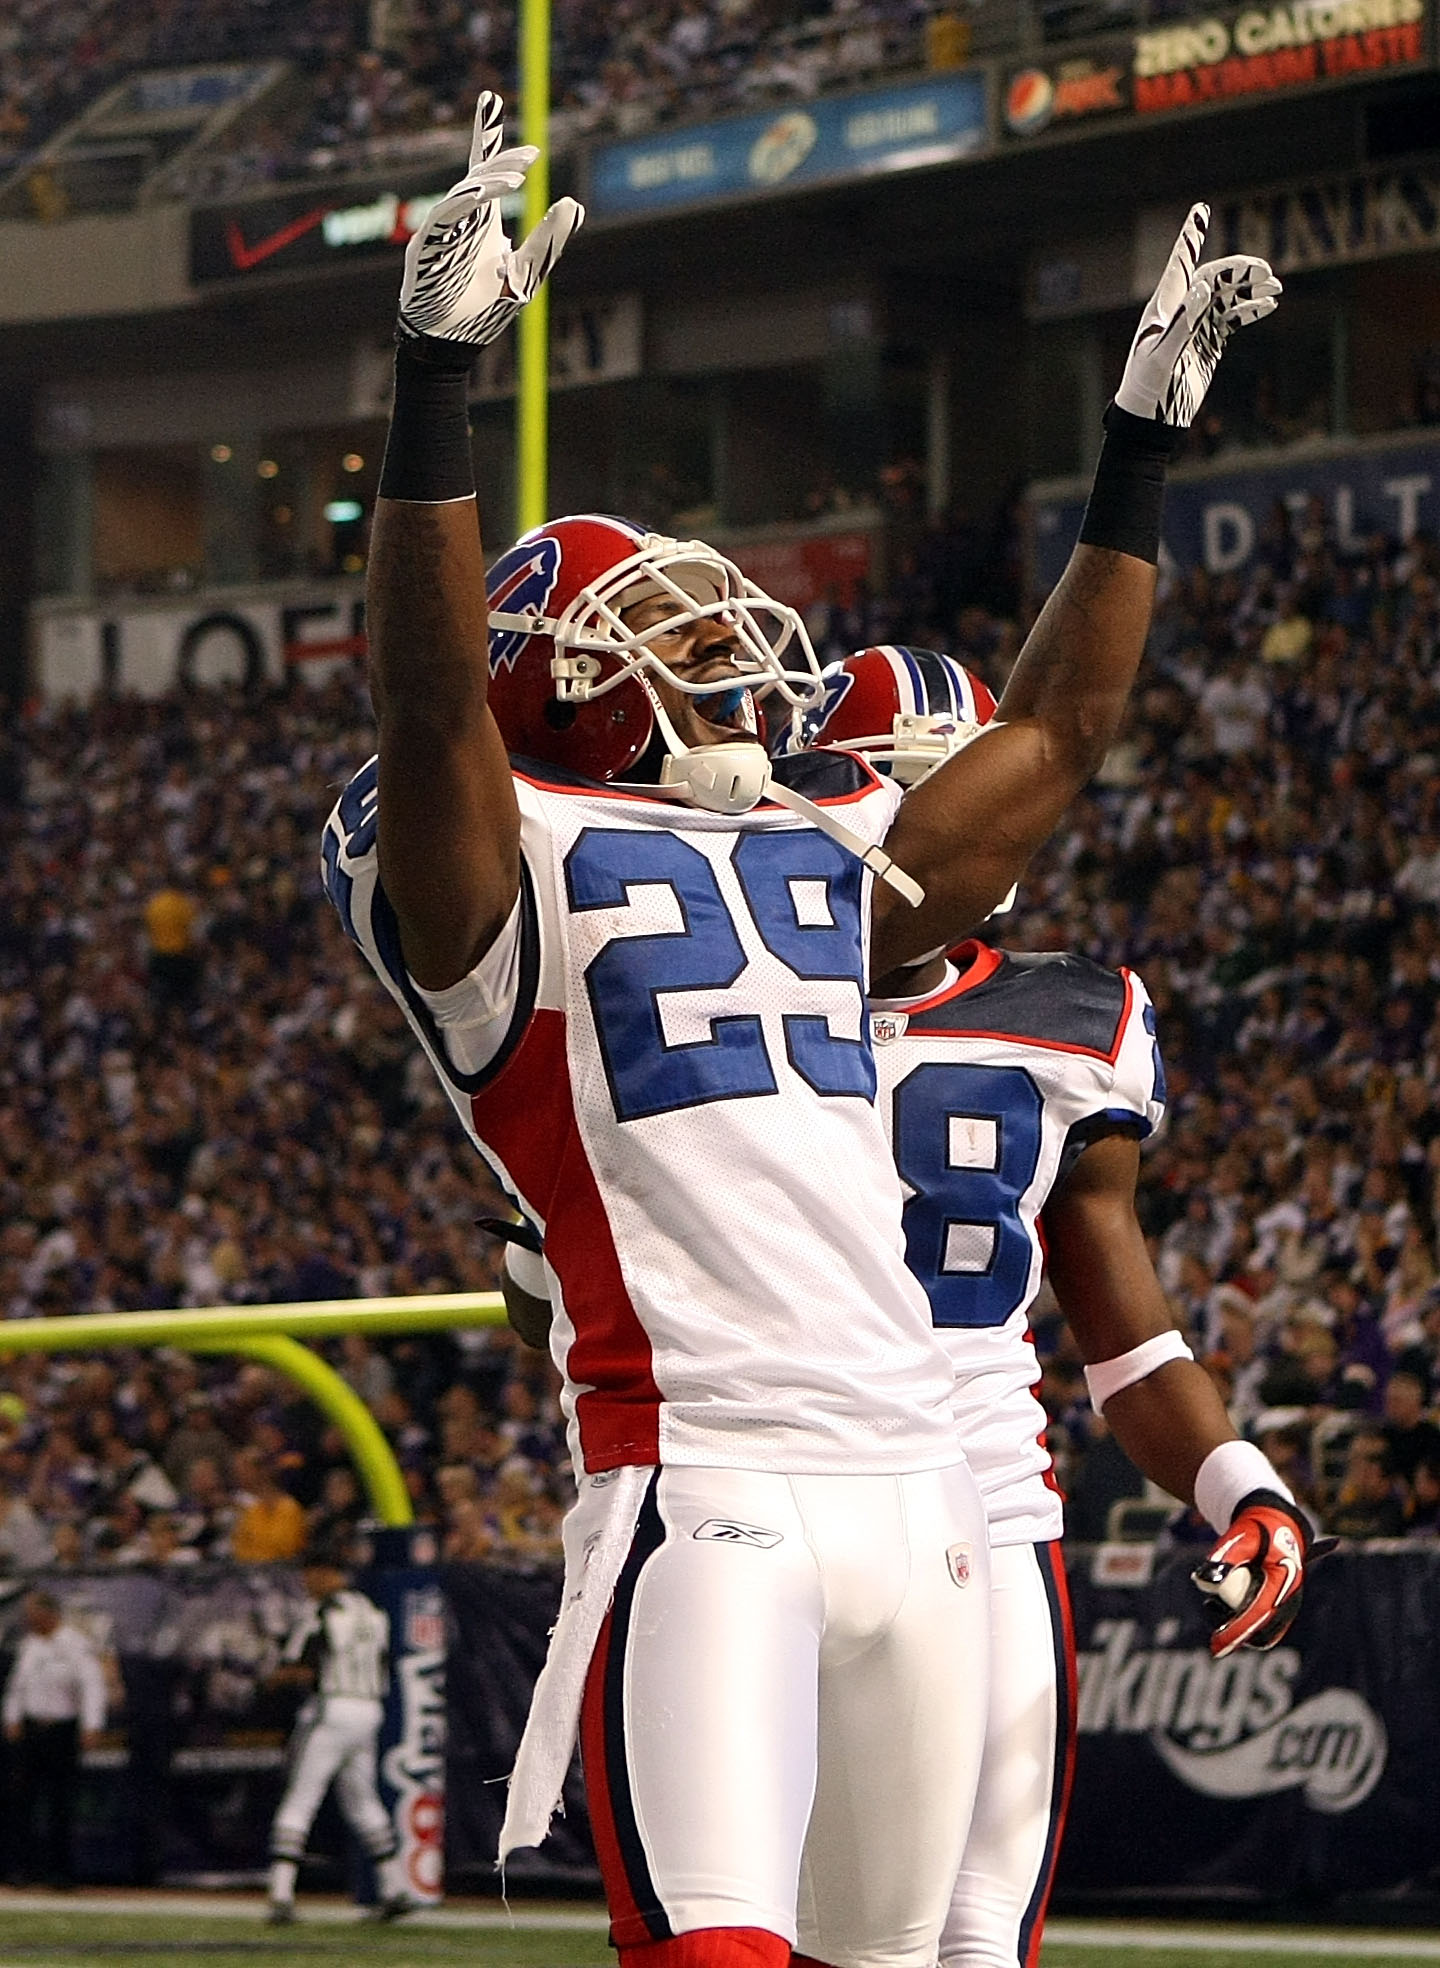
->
[1116,201,1281,429]
[398,91,584,353]
[1192,1490,1334,1659]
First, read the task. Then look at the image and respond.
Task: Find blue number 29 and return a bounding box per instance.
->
[565,828,873,1123]
[892,1061,1043,1330]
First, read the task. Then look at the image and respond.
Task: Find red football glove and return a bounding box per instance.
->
[1191,1490,1334,1659]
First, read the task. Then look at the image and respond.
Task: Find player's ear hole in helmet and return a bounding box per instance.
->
[484,514,826,785]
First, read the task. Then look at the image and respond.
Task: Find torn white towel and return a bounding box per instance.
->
[499,1462,653,1860]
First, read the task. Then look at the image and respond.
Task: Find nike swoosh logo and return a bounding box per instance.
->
[225,206,329,272]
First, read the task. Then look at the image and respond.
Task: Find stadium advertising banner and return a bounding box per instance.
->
[1002,0,1427,140]
[35,584,366,701]
[1210,159,1440,274]
[587,71,989,220]
[364,1530,448,1905]
[1058,1545,1434,1899]
[1030,431,1440,588]
[190,177,520,285]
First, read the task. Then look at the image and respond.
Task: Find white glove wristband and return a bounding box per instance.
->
[1084,1330,1194,1412]
[1194,1440,1294,1534]
[504,1240,549,1300]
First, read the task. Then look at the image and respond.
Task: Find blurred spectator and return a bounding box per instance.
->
[1381,1362,1440,1484]
[175,1455,235,1559]
[143,877,202,1009]
[1406,1455,1440,1534]
[0,1487,54,1573]
[1198,656,1269,759]
[306,1464,364,1551]
[162,1393,233,1492]
[2,1590,104,1887]
[230,1451,307,1564]
[1059,1416,1144,1542]
[1327,1431,1406,1538]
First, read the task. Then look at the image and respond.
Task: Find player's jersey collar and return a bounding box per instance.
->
[872,941,1001,1014]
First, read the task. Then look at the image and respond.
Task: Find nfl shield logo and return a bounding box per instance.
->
[946,1542,972,1588]
[871,1013,907,1045]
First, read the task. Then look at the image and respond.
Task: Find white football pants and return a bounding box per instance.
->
[580,1463,991,1968]
[270,1695,397,1862]
[940,1540,1075,1968]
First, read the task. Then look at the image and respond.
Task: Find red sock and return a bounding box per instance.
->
[619,1929,791,1968]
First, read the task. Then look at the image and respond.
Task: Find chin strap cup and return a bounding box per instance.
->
[659,742,772,816]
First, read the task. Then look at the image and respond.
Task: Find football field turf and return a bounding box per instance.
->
[0,1900,1439,1968]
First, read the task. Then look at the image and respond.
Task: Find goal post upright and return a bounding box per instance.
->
[515,0,553,534]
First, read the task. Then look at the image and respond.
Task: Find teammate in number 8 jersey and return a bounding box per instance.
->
[871,943,1158,1968]
[817,646,1326,1968]
[327,90,1284,1968]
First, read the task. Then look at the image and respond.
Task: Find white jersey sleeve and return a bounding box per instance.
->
[320,754,541,1088]
[871,944,1167,1546]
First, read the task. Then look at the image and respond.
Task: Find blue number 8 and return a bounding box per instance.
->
[565,827,872,1123]
[892,1060,1043,1329]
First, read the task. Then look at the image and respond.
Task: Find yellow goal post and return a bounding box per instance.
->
[0,1293,509,1529]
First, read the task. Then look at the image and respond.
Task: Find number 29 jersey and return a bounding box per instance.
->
[870,941,1167,1547]
[322,748,963,1482]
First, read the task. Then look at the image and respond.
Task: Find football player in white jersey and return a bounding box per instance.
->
[808,646,1326,1968]
[267,1545,414,1924]
[323,86,1280,1968]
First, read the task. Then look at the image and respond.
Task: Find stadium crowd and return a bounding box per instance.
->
[1,498,1440,1570]
[0,674,569,1571]
[0,0,951,196]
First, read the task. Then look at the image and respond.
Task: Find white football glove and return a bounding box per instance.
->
[1116,201,1281,429]
[398,91,585,350]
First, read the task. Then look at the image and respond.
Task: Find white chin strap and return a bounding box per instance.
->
[644,695,924,908]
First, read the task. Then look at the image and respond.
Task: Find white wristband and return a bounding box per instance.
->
[1194,1439,1294,1534]
[504,1240,549,1300]
[1083,1330,1194,1412]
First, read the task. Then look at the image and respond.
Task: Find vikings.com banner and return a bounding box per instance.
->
[1058,1544,1428,1899]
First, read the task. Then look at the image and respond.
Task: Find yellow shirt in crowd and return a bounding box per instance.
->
[231,1492,307,1564]
[145,888,198,956]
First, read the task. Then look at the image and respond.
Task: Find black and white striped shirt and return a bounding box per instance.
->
[285,1589,390,1702]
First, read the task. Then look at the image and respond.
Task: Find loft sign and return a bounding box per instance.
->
[1215,162,1440,272]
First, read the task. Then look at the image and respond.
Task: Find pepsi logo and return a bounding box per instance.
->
[1006,68,1054,135]
[749,111,819,186]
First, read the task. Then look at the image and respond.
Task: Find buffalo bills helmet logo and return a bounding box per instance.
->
[793,664,855,749]
[486,535,562,671]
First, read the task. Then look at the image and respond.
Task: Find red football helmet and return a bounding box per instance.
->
[485,514,824,782]
[795,645,999,786]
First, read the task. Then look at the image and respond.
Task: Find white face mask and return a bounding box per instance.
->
[488,534,827,725]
